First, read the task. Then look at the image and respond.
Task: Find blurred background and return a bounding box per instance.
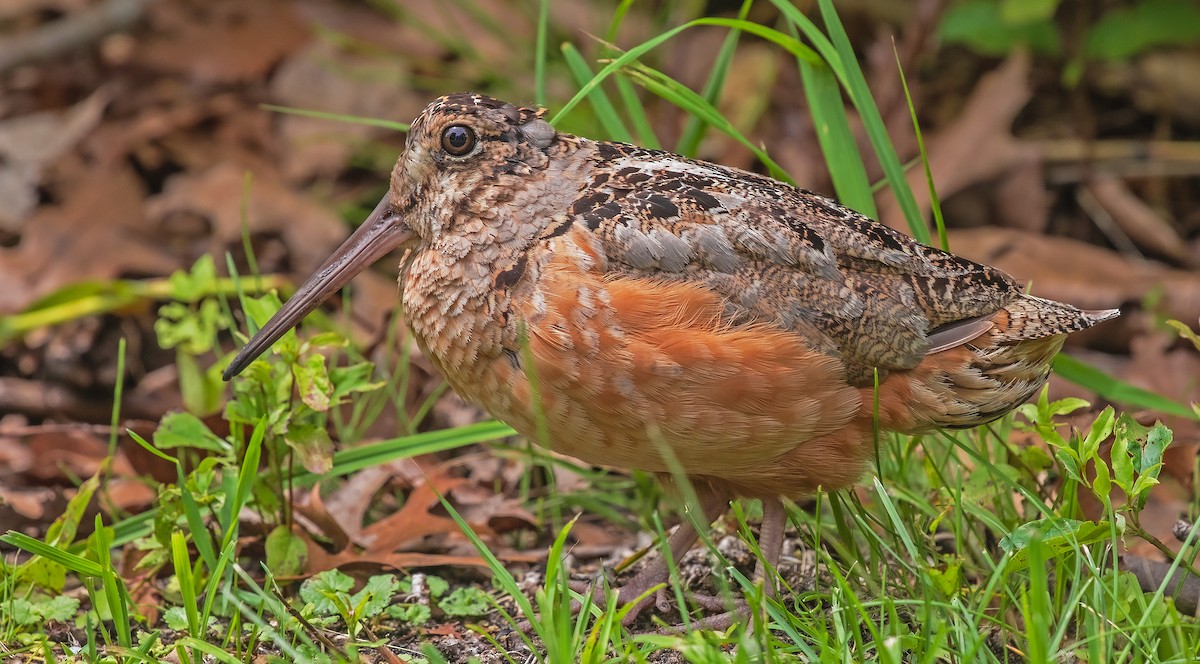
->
[1,0,1198,617]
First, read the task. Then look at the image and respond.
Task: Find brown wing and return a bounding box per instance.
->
[566,145,1021,384]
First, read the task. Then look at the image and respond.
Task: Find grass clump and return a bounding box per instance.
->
[3,2,1200,663]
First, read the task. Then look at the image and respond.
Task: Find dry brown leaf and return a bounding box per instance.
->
[422,623,464,638]
[450,481,537,536]
[0,486,61,521]
[357,465,472,553]
[879,51,1039,232]
[0,164,174,313]
[0,89,108,232]
[293,461,417,546]
[300,528,500,576]
[269,40,421,183]
[135,0,310,85]
[144,163,346,279]
[291,484,350,552]
[947,227,1200,324]
[1085,175,1195,267]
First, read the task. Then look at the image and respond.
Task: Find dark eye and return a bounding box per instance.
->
[440,125,476,156]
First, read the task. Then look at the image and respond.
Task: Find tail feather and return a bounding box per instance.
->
[992,294,1119,344]
[878,297,1119,433]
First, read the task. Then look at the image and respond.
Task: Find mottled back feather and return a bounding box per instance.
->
[389,93,1118,498]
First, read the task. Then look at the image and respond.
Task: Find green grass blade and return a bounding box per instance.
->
[613,78,659,148]
[619,61,793,182]
[675,0,753,156]
[894,44,948,250]
[1053,354,1197,419]
[562,43,633,142]
[798,57,877,216]
[534,0,549,105]
[258,104,409,132]
[171,531,201,637]
[552,18,818,125]
[290,419,516,486]
[0,531,104,577]
[814,0,928,241]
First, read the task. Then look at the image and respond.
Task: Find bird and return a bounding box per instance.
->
[223,93,1119,627]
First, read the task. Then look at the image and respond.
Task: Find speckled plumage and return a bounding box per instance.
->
[225,93,1118,626]
[384,93,1115,499]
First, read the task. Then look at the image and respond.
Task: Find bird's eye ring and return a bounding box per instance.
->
[441,125,476,156]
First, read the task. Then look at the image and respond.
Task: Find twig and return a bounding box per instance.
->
[1123,554,1200,617]
[0,0,155,74]
[1039,139,1200,183]
[0,420,157,437]
[0,377,172,422]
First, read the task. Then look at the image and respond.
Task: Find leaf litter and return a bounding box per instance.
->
[0,0,1198,661]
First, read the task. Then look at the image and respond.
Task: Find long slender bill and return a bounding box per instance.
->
[222,194,412,380]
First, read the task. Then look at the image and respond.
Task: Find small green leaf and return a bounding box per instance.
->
[438,586,490,617]
[154,412,229,452]
[1092,458,1112,502]
[163,606,190,631]
[1019,445,1054,473]
[1166,319,1200,352]
[265,526,308,577]
[1141,423,1171,476]
[168,255,219,302]
[1000,518,1111,570]
[1053,449,1083,483]
[1130,474,1161,501]
[1086,0,1200,60]
[939,0,1061,55]
[283,423,334,474]
[294,354,332,412]
[352,574,400,620]
[9,599,35,625]
[1048,397,1091,418]
[300,569,354,616]
[36,595,80,622]
[330,362,387,403]
[303,331,349,350]
[386,603,432,625]
[155,299,223,355]
[1111,427,1134,493]
[1081,406,1115,462]
[425,575,449,598]
[175,350,225,416]
[927,556,963,597]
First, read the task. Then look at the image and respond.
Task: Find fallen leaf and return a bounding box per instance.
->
[947,227,1200,324]
[0,90,109,232]
[0,165,174,314]
[879,52,1039,232]
[422,623,463,638]
[144,163,349,281]
[135,0,310,85]
[1085,175,1195,267]
[357,465,471,553]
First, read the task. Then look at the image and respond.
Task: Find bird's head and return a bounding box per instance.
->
[223,93,554,380]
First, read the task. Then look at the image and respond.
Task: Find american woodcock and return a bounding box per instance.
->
[224,93,1118,626]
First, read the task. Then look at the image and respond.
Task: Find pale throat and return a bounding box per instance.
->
[398,218,529,380]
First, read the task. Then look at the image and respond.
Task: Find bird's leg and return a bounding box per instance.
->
[571,485,729,625]
[681,496,788,631]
